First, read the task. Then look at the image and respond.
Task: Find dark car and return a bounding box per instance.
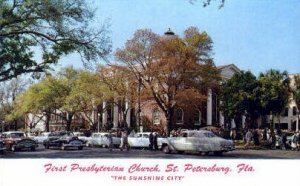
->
[43,131,85,150]
[2,131,38,151]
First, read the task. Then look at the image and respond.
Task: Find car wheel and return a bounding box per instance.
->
[78,146,83,150]
[177,150,184,154]
[162,145,171,154]
[61,145,66,150]
[102,144,107,148]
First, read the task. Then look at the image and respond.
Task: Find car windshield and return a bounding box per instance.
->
[10,133,25,138]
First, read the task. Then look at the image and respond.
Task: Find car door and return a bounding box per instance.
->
[202,132,215,151]
[141,133,150,147]
[170,132,188,151]
[91,134,99,146]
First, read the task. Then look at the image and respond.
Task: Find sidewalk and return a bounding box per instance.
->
[234,140,271,150]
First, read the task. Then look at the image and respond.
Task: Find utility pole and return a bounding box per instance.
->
[138,74,142,132]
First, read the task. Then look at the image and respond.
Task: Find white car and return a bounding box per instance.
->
[161,130,235,155]
[128,132,164,149]
[73,132,89,143]
[34,132,51,143]
[87,132,120,148]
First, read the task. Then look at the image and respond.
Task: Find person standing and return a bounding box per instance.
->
[107,130,113,151]
[281,133,287,150]
[153,132,158,151]
[120,129,130,151]
[253,129,260,146]
[297,132,300,151]
[149,131,154,150]
[244,130,253,149]
[291,132,298,150]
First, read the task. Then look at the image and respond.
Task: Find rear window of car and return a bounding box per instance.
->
[9,133,25,138]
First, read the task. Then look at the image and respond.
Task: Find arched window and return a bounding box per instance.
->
[153,108,160,125]
[194,110,201,126]
[176,108,184,124]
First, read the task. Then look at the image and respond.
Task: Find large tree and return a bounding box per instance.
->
[12,66,80,131]
[257,69,291,129]
[0,0,111,82]
[65,70,111,130]
[293,74,300,129]
[0,77,30,131]
[97,65,140,129]
[220,71,260,129]
[115,27,220,135]
[294,75,300,111]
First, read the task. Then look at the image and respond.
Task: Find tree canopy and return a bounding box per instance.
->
[258,69,291,118]
[220,70,260,129]
[115,27,220,134]
[0,0,111,82]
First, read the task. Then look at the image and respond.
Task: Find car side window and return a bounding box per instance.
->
[180,133,188,138]
[143,134,149,138]
[204,132,216,138]
[197,133,205,138]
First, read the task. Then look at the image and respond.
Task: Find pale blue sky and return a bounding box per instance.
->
[59,0,300,76]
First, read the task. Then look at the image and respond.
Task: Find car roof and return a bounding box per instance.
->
[2,131,25,134]
[92,132,108,135]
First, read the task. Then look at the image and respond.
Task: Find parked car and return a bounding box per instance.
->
[2,131,38,151]
[161,130,235,155]
[34,132,51,143]
[128,132,164,149]
[73,132,89,144]
[86,132,120,148]
[43,131,85,150]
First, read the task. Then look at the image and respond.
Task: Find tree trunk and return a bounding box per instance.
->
[165,107,174,136]
[66,113,73,131]
[45,111,50,132]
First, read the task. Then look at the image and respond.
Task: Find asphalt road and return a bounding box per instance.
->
[1,144,300,159]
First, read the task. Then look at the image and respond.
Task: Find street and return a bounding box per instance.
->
[1,145,300,159]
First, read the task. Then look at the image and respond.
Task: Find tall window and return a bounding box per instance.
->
[194,110,201,126]
[153,108,160,125]
[107,104,113,122]
[293,106,297,116]
[176,108,184,124]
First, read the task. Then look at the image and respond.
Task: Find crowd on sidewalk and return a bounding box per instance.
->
[241,128,300,150]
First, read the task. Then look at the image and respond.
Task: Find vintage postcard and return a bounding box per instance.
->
[0,0,299,186]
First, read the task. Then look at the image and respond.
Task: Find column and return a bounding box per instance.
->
[206,89,212,126]
[113,99,119,128]
[102,101,107,128]
[219,111,224,128]
[296,116,299,132]
[125,99,131,128]
[231,119,236,128]
[242,115,246,129]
